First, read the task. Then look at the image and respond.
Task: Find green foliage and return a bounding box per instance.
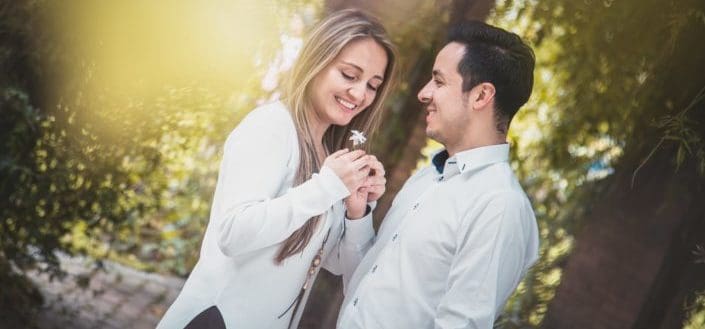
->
[683,290,705,329]
[487,0,705,327]
[66,85,253,276]
[0,1,107,322]
[638,85,705,179]
[0,0,283,323]
[4,0,704,327]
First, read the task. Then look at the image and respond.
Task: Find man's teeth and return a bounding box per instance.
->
[336,97,357,110]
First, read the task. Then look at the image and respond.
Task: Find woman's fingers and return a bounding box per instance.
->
[339,149,367,162]
[351,155,375,171]
[329,148,350,158]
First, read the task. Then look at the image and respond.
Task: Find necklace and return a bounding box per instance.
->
[277,227,332,328]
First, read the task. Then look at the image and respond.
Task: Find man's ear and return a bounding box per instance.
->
[473,83,496,110]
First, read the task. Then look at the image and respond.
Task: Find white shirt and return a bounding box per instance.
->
[157,101,375,329]
[337,144,539,329]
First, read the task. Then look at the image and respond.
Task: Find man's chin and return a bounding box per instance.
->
[426,129,443,143]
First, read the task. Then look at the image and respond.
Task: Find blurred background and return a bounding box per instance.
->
[1,0,704,328]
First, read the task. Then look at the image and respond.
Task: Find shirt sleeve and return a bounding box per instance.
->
[213,107,351,257]
[433,191,536,329]
[322,202,376,292]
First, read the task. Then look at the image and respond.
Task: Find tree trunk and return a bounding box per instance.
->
[543,147,705,329]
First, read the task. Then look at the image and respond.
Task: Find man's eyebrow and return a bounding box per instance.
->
[432,69,445,80]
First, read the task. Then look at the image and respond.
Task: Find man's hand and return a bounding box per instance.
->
[365,155,386,202]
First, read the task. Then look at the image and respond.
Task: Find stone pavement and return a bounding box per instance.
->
[28,256,185,329]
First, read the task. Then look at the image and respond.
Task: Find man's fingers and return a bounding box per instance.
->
[367,185,384,198]
[363,175,385,185]
[361,177,386,189]
[368,176,386,185]
[370,165,385,177]
[357,167,371,179]
[367,158,385,176]
[365,182,383,190]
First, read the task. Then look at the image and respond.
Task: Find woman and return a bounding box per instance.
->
[157,9,396,329]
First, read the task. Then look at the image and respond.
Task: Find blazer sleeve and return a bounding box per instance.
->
[212,106,350,257]
[322,202,376,291]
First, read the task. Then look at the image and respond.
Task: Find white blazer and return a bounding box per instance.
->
[157,101,375,329]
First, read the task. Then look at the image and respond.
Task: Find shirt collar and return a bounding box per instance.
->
[431,143,510,175]
[431,149,450,174]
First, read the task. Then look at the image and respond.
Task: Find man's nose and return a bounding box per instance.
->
[418,82,432,103]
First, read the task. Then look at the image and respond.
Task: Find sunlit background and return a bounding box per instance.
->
[2,0,704,328]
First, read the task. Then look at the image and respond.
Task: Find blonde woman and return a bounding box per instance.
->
[157,9,396,329]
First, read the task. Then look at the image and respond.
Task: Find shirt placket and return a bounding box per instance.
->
[340,176,444,327]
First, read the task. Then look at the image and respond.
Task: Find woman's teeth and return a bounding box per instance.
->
[336,97,357,110]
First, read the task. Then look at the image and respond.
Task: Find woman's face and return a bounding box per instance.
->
[309,37,388,128]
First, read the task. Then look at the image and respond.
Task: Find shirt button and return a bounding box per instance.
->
[412,203,419,210]
[371,265,378,273]
[353,297,359,306]
[392,233,398,241]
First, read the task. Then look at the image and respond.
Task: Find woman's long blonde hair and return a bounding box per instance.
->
[276,9,397,263]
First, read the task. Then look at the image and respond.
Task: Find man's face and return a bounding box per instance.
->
[417,42,472,147]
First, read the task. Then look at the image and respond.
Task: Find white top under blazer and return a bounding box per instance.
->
[157,101,375,329]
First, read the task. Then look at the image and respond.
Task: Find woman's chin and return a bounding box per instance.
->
[332,115,355,126]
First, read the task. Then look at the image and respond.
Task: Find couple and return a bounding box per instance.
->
[158,9,539,329]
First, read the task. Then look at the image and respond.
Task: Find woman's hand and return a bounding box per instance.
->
[342,154,385,220]
[323,149,371,194]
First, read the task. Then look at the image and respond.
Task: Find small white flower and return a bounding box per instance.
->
[349,130,367,147]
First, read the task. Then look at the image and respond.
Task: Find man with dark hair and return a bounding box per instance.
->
[337,21,540,328]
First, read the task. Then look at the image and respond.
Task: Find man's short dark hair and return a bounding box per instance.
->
[448,21,535,133]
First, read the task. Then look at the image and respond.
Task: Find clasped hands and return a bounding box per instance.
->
[323,149,386,219]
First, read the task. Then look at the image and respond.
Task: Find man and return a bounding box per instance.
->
[336,21,540,328]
